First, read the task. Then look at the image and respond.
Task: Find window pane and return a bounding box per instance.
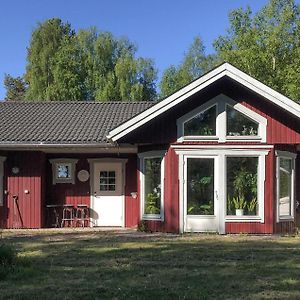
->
[108,171,115,178]
[227,157,258,216]
[187,158,214,215]
[227,106,258,136]
[144,157,162,215]
[100,171,108,177]
[184,106,216,136]
[57,164,70,178]
[99,170,116,192]
[279,158,292,216]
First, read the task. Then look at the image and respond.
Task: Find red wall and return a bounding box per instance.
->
[1,151,45,229]
[143,148,180,233]
[46,154,139,228]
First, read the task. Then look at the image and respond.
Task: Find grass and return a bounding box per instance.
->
[0,229,300,299]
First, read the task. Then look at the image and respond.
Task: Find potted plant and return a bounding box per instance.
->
[232,196,246,216]
[247,198,257,215]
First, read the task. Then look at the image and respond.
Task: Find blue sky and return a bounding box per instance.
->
[0,0,270,99]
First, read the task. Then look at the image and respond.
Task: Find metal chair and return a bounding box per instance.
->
[76,204,89,227]
[61,204,75,227]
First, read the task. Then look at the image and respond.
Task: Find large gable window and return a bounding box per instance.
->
[177,94,267,143]
[226,105,258,137]
[184,105,216,137]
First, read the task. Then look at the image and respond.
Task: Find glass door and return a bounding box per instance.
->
[184,156,218,232]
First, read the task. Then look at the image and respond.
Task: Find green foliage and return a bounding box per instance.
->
[24,19,157,101]
[4,74,27,101]
[188,200,213,215]
[0,243,17,279]
[232,196,247,210]
[137,220,150,232]
[214,0,300,101]
[159,37,218,98]
[25,18,74,100]
[247,198,258,213]
[145,193,160,214]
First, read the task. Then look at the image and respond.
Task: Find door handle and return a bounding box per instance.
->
[215,191,219,200]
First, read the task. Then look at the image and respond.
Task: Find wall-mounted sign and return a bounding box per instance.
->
[77,170,89,182]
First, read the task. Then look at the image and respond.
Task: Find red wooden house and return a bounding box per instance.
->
[0,63,299,234]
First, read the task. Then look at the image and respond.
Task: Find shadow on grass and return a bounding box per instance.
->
[1,230,300,299]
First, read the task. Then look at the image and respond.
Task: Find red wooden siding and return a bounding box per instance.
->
[46,156,90,210]
[141,148,180,233]
[118,78,300,145]
[124,156,139,227]
[3,151,45,229]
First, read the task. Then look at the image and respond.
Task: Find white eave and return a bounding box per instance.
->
[107,62,300,142]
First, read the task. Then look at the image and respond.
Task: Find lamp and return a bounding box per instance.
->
[131,192,137,199]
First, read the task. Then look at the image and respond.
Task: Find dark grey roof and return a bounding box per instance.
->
[0,101,155,145]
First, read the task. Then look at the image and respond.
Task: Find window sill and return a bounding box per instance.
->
[226,136,262,141]
[277,216,294,222]
[178,136,219,142]
[225,216,263,223]
[142,215,164,221]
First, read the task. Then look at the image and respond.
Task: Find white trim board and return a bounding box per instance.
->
[107,63,300,142]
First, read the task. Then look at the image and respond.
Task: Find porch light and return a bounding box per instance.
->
[11,166,19,174]
[131,192,137,199]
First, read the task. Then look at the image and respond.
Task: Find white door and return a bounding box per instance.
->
[184,156,218,232]
[92,162,124,227]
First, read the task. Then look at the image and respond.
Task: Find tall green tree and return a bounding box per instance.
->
[24,20,157,101]
[214,0,300,101]
[159,37,217,98]
[25,18,74,100]
[4,74,27,101]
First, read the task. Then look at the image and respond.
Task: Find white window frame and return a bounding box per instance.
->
[175,148,269,233]
[224,152,266,223]
[0,156,6,206]
[276,150,296,222]
[49,158,78,184]
[177,94,267,143]
[138,150,166,221]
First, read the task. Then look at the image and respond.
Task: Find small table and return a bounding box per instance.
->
[46,205,62,228]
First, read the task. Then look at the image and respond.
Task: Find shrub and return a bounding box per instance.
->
[0,243,17,280]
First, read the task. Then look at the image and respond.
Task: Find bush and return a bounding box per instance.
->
[0,243,17,280]
[137,220,150,232]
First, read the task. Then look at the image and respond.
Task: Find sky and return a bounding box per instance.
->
[0,0,270,99]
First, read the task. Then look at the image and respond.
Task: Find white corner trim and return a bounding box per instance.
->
[0,156,6,206]
[139,150,166,221]
[49,158,78,185]
[107,62,300,142]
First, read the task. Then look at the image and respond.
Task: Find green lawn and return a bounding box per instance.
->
[1,229,300,299]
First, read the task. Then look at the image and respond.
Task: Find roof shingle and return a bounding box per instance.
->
[0,101,154,145]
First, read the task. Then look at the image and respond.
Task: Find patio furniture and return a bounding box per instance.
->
[61,204,75,227]
[76,204,89,227]
[46,204,61,228]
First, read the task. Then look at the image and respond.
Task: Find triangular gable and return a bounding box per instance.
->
[107,62,300,142]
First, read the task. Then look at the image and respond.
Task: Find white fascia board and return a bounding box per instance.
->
[107,65,228,141]
[107,62,300,142]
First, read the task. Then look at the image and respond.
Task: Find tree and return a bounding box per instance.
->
[24,20,157,101]
[159,37,217,98]
[4,74,27,101]
[25,18,74,100]
[214,0,300,101]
